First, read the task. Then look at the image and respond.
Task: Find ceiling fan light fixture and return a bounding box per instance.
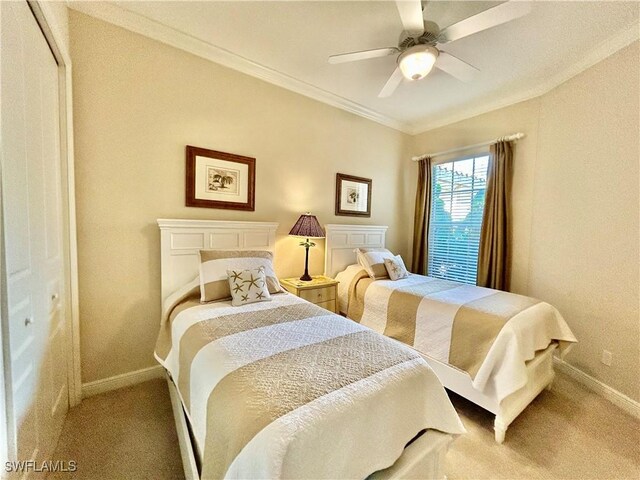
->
[398,45,439,81]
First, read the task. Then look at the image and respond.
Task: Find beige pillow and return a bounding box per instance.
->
[384,255,409,281]
[356,248,395,279]
[227,267,271,306]
[199,250,282,303]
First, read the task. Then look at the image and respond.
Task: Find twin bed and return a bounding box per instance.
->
[155,219,576,480]
[156,219,465,480]
[325,224,576,444]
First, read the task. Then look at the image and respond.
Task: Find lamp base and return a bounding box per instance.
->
[299,242,313,282]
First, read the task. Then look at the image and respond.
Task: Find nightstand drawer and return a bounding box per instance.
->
[299,286,335,303]
[316,300,336,313]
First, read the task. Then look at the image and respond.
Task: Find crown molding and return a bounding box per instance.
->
[408,22,640,134]
[67,1,413,134]
[68,2,638,138]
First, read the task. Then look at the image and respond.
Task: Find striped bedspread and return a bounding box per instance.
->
[155,286,465,479]
[347,271,577,402]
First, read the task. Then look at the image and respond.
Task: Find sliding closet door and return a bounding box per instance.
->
[1,0,68,465]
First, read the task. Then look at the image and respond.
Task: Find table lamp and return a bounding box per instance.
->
[288,213,325,281]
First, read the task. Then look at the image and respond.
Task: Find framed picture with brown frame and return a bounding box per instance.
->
[185,145,255,211]
[335,173,372,217]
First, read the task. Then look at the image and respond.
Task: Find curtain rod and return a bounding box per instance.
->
[411,132,525,162]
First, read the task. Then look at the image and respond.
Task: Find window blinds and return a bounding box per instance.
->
[427,154,489,284]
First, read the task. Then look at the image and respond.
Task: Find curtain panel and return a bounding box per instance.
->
[411,157,432,275]
[477,140,514,290]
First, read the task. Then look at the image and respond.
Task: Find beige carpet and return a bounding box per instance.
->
[49,378,184,480]
[50,373,639,480]
[445,374,639,479]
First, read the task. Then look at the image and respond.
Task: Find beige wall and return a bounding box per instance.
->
[69,12,411,383]
[410,42,639,401]
[529,42,639,402]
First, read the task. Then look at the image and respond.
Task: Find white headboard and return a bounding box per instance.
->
[324,224,388,278]
[157,219,278,302]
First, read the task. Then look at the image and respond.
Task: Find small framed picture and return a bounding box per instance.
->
[335,173,371,217]
[186,146,255,211]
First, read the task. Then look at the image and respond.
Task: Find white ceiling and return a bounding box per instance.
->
[80,1,639,133]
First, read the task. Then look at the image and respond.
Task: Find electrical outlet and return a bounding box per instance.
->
[601,350,613,366]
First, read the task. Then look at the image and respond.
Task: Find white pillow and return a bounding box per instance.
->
[356,248,395,279]
[384,255,409,281]
[199,250,282,303]
[227,267,271,306]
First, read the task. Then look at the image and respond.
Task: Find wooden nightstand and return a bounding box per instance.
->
[280,276,339,313]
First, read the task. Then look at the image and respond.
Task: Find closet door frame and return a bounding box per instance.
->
[27,0,82,408]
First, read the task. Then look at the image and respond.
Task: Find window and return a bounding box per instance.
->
[427,154,489,284]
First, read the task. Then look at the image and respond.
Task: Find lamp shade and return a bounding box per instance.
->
[288,213,325,238]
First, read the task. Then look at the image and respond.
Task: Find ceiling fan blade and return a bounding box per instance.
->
[436,51,480,83]
[328,47,399,64]
[378,67,404,98]
[439,1,531,44]
[395,0,425,36]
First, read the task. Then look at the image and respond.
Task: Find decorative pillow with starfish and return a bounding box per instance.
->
[226,267,272,306]
[383,255,409,281]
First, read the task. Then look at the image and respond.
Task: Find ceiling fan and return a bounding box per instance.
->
[328,0,531,97]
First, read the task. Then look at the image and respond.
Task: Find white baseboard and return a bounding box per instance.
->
[81,365,165,398]
[553,358,640,419]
